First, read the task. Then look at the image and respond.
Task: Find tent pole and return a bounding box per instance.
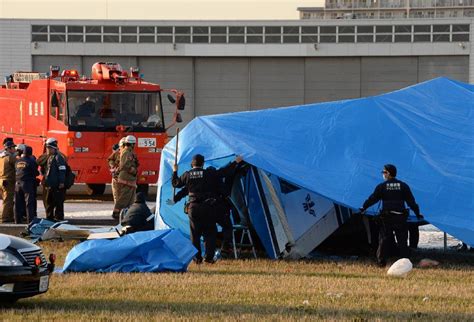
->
[443,232,447,251]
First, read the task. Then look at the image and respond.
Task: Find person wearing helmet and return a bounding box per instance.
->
[0,140,17,222]
[112,135,139,219]
[37,138,68,221]
[15,144,26,159]
[107,138,125,205]
[14,146,39,224]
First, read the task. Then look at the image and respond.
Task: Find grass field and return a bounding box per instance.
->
[1,241,474,320]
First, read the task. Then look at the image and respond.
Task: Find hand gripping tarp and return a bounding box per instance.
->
[156,78,474,247]
[62,230,197,273]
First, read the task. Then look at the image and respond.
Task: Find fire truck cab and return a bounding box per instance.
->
[0,62,185,195]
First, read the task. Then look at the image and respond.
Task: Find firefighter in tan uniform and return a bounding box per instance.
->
[0,141,18,223]
[107,137,125,205]
[112,135,139,219]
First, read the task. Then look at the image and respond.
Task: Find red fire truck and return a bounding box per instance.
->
[0,62,185,195]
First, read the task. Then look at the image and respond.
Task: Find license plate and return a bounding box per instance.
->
[39,275,49,292]
[138,138,156,148]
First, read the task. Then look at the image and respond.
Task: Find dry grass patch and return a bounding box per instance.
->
[1,241,473,320]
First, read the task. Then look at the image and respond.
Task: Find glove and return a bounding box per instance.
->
[359,207,366,214]
[166,199,176,206]
[2,180,8,188]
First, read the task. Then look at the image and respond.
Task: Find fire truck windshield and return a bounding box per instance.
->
[67,91,164,132]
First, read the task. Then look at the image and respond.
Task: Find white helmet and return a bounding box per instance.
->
[45,137,58,149]
[119,137,126,146]
[124,135,136,144]
[16,144,26,152]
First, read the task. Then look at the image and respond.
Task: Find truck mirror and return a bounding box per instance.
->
[167,94,176,104]
[175,112,183,123]
[177,94,185,111]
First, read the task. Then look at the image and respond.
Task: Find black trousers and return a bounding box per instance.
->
[408,222,420,249]
[188,203,217,261]
[377,215,408,264]
[14,181,37,224]
[215,200,233,249]
[43,186,66,221]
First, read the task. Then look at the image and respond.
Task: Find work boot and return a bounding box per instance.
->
[193,257,203,265]
[112,211,120,220]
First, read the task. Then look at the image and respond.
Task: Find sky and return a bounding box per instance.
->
[0,0,325,20]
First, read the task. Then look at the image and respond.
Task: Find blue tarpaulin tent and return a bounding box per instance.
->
[156,77,474,251]
[62,230,197,273]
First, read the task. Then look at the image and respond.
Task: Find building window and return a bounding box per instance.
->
[452,24,469,32]
[433,34,450,42]
[68,34,84,42]
[229,36,245,43]
[338,35,354,43]
[357,26,373,33]
[85,26,101,33]
[157,36,173,43]
[32,25,48,33]
[192,35,209,43]
[452,34,469,42]
[211,26,227,34]
[414,25,431,33]
[139,35,155,43]
[320,26,336,34]
[103,35,119,43]
[283,35,299,43]
[301,26,318,34]
[302,35,318,43]
[247,36,263,43]
[139,26,155,34]
[247,26,263,34]
[432,24,450,33]
[395,34,411,42]
[395,25,411,33]
[320,35,336,43]
[338,26,355,34]
[85,35,101,43]
[283,26,299,34]
[193,26,209,34]
[157,27,173,34]
[121,35,137,43]
[376,34,392,42]
[376,25,392,33]
[103,26,119,33]
[414,34,430,42]
[357,35,373,42]
[211,35,227,43]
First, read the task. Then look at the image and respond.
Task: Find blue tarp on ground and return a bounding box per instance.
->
[156,78,474,247]
[62,230,197,273]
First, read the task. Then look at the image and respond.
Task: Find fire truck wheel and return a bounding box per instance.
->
[136,184,149,197]
[86,184,106,196]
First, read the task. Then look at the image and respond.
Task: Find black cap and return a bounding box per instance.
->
[4,141,15,149]
[112,144,119,151]
[24,146,33,156]
[135,192,146,204]
[2,137,13,145]
[384,164,397,177]
[192,154,204,167]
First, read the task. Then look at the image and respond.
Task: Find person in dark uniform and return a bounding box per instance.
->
[171,154,243,264]
[122,192,154,233]
[360,164,423,267]
[37,138,68,221]
[169,164,238,257]
[14,146,39,224]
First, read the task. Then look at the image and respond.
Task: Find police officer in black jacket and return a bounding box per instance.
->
[171,154,243,264]
[360,164,423,267]
[14,146,39,224]
[37,138,68,221]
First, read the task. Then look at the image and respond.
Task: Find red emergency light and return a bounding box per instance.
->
[61,69,80,81]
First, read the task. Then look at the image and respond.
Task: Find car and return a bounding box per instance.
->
[0,233,55,303]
